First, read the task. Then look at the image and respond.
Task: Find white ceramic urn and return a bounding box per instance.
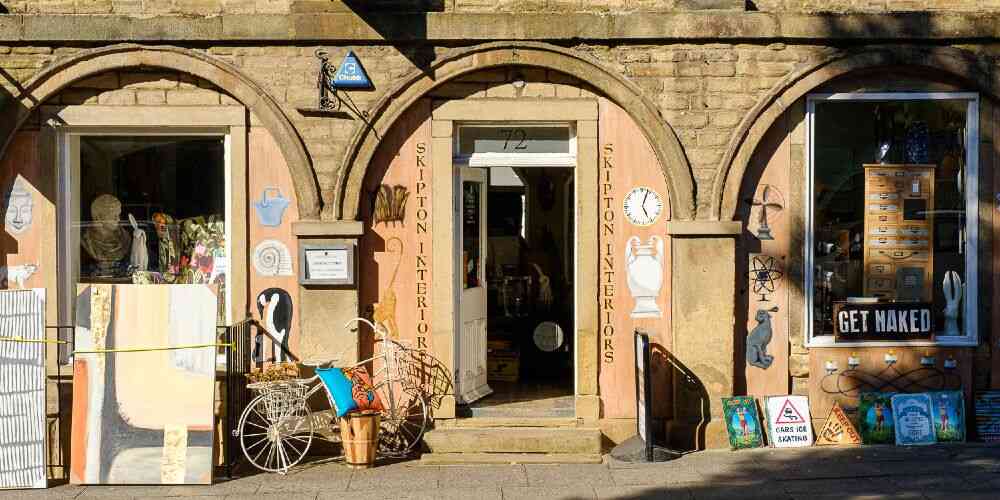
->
[626,235,664,318]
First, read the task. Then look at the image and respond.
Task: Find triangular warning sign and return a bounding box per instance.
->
[332,50,373,89]
[775,398,807,424]
[816,403,862,446]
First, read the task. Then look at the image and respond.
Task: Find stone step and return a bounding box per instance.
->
[422,427,602,454]
[445,417,581,428]
[419,452,603,465]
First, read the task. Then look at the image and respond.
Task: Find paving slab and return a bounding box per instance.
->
[434,464,528,488]
[524,464,613,486]
[320,487,502,500]
[611,466,704,486]
[595,485,692,499]
[501,485,597,500]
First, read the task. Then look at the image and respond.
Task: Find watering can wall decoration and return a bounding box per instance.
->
[253,187,290,227]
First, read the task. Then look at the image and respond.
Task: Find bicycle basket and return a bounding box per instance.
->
[247,379,309,422]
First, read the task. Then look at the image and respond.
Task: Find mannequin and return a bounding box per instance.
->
[81,194,130,276]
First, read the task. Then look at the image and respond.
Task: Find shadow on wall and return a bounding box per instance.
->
[655,345,710,452]
[340,0,438,74]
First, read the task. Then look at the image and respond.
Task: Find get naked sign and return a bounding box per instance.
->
[833,302,934,341]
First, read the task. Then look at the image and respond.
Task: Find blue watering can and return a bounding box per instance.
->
[253,187,290,227]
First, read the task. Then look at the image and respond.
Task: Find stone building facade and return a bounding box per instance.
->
[2,0,1000,468]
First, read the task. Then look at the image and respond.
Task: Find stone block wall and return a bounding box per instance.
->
[5,0,1000,14]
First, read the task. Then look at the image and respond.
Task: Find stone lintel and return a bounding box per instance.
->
[665,220,742,236]
[3,12,1000,43]
[292,219,364,237]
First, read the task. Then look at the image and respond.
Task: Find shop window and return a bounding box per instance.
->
[61,135,229,346]
[805,93,979,346]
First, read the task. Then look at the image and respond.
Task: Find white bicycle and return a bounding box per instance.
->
[235,318,428,473]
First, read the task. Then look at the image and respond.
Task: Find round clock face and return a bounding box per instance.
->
[623,187,663,226]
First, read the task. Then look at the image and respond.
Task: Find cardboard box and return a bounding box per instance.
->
[488,352,519,382]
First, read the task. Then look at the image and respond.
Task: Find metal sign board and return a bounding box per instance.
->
[833,301,934,341]
[765,395,813,447]
[816,403,862,446]
[634,330,653,461]
[332,50,373,89]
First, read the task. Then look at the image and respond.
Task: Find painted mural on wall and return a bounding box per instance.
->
[360,99,433,356]
[598,99,672,419]
[248,128,302,359]
[71,285,217,485]
[1,134,54,297]
[4,176,33,235]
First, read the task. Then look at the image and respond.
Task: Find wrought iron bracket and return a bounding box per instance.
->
[315,49,341,112]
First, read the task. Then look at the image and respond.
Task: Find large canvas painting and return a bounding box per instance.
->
[0,289,46,490]
[71,284,218,485]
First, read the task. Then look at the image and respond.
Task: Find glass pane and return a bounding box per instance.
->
[811,99,968,340]
[459,126,569,155]
[463,181,481,289]
[78,136,226,291]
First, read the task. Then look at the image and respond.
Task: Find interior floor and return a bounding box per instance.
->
[461,166,575,418]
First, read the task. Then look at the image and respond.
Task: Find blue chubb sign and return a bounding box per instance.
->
[332,51,373,89]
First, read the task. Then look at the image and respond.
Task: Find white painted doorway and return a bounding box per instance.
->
[455,167,492,403]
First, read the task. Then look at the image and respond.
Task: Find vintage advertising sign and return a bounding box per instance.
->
[930,391,966,442]
[332,50,373,89]
[974,391,1000,442]
[892,393,936,446]
[816,403,862,446]
[764,396,813,447]
[858,392,895,444]
[833,302,934,341]
[722,397,764,450]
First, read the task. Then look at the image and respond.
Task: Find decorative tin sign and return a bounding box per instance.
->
[891,393,936,446]
[974,391,1000,442]
[833,302,934,341]
[930,391,966,442]
[764,395,813,448]
[332,50,373,89]
[857,392,895,444]
[722,396,764,450]
[816,403,862,446]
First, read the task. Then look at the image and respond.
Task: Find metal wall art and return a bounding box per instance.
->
[256,288,293,364]
[746,306,778,370]
[748,254,783,302]
[747,184,783,240]
[4,177,32,235]
[625,236,664,318]
[891,393,936,445]
[372,237,402,340]
[820,354,961,398]
[930,390,965,442]
[252,239,293,277]
[974,391,1000,442]
[253,187,290,227]
[857,392,895,444]
[722,396,764,449]
[373,184,409,227]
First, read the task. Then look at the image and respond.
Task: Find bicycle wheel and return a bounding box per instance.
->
[238,392,315,473]
[374,382,428,457]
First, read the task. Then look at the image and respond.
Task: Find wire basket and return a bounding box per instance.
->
[247,379,309,422]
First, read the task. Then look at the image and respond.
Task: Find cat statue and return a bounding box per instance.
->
[1,263,38,289]
[747,306,778,369]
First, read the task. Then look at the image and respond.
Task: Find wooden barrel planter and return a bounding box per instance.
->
[340,410,380,469]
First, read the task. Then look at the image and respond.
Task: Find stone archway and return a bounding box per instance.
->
[715,45,997,222]
[0,43,321,220]
[335,41,697,222]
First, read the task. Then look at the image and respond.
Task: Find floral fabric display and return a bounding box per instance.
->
[179,215,225,285]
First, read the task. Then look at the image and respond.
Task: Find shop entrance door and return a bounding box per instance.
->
[456,167,491,404]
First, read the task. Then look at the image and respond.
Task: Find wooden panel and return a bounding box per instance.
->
[741,112,791,398]
[807,347,974,425]
[248,127,301,360]
[597,98,672,419]
[359,99,434,359]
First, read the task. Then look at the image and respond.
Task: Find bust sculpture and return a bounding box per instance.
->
[82,194,130,276]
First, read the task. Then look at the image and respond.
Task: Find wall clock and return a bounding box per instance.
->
[623,186,663,226]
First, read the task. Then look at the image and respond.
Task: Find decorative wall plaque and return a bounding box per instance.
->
[299,243,355,286]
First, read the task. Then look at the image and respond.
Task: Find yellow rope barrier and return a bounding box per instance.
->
[73,343,232,355]
[0,336,69,345]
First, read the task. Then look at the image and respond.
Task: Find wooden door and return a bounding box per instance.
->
[456,167,491,404]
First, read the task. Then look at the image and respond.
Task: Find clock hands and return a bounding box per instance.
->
[641,191,649,219]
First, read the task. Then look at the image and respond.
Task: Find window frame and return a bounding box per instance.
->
[46,105,248,362]
[804,92,980,347]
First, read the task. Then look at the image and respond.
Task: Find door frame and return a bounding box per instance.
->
[430,98,600,420]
